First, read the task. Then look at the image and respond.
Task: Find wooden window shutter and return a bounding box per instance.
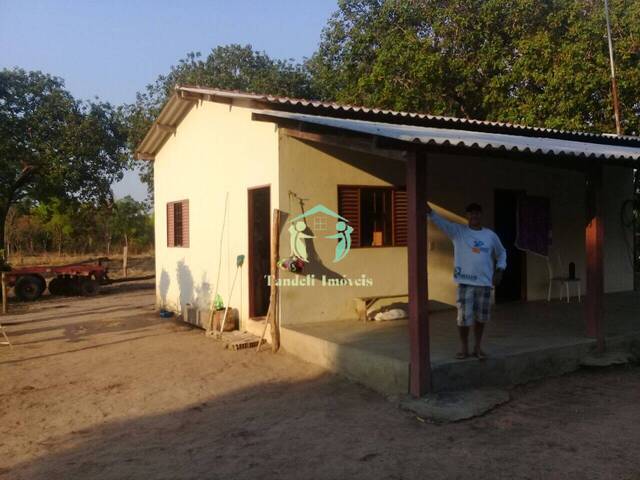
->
[167,202,175,247]
[338,186,361,248]
[392,188,408,246]
[181,200,189,247]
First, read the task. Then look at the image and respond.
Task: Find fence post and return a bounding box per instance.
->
[1,272,7,315]
[122,245,128,278]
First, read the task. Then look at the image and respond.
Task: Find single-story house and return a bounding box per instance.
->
[136,85,640,396]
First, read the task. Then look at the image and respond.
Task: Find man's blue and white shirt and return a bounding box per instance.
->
[428,211,507,287]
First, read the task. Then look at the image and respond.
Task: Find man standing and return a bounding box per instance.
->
[426,203,507,360]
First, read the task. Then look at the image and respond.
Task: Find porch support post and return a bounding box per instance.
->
[585,164,605,352]
[406,149,431,396]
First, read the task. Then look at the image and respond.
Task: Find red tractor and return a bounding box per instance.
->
[4,261,110,301]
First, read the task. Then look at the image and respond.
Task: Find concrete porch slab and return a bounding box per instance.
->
[280,292,640,395]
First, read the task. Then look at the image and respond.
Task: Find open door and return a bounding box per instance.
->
[494,189,527,303]
[248,186,271,318]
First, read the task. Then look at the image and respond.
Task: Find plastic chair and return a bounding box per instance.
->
[546,252,581,303]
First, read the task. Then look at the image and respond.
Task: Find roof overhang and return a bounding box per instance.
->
[253,110,640,168]
[135,85,640,164]
[134,92,197,161]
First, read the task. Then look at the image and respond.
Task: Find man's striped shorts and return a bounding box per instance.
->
[456,284,492,327]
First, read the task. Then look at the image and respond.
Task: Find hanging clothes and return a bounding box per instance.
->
[515,195,552,257]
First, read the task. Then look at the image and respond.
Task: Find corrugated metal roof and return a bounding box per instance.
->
[257,109,640,162]
[178,85,640,148]
[135,94,195,159]
[135,85,640,160]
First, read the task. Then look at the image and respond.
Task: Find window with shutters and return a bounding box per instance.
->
[337,186,407,248]
[166,200,189,248]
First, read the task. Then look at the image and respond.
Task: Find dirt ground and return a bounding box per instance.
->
[1,282,639,480]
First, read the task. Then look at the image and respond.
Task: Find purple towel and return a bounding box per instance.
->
[516,196,552,257]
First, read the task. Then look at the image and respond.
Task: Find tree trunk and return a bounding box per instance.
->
[0,204,8,264]
[1,168,36,261]
[0,205,7,259]
[57,229,62,257]
[122,233,128,278]
[105,232,111,256]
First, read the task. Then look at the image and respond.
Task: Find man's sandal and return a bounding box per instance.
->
[455,352,468,360]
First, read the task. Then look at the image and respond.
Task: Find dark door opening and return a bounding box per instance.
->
[494,189,526,303]
[248,186,271,318]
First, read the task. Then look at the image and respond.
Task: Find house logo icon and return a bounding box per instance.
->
[288,204,353,263]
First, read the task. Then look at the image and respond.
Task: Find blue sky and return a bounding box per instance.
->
[1,0,337,201]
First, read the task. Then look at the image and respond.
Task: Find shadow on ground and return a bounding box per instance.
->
[4,365,640,480]
[2,284,640,480]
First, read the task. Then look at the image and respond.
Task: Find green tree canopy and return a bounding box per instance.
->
[5,196,154,258]
[308,0,640,134]
[32,199,74,256]
[0,68,129,252]
[127,44,315,194]
[109,195,153,250]
[130,2,640,195]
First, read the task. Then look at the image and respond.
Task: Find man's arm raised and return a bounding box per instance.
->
[426,203,464,240]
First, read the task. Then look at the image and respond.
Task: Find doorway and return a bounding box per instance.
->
[248,186,271,318]
[494,189,527,303]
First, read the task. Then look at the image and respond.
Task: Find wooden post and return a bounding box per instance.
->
[1,272,7,315]
[586,164,605,352]
[122,238,128,279]
[0,272,10,347]
[269,209,281,352]
[406,149,431,396]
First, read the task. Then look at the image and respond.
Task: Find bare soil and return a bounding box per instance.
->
[1,282,639,480]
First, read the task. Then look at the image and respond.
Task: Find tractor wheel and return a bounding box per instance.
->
[62,276,78,295]
[15,275,45,301]
[48,277,65,295]
[34,275,46,295]
[79,278,99,296]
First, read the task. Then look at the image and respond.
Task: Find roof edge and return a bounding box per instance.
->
[175,85,640,148]
[134,91,197,160]
[134,84,640,160]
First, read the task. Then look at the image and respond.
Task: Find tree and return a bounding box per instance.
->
[33,199,74,256]
[127,44,316,195]
[308,0,640,134]
[0,68,129,256]
[4,196,154,258]
[108,196,153,252]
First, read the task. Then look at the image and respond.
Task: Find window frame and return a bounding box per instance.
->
[337,185,407,249]
[166,199,189,248]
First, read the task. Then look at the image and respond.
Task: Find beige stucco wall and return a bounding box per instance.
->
[153,103,634,328]
[277,133,409,326]
[277,134,635,325]
[154,101,279,329]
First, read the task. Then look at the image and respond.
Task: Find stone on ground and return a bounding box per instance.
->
[400,388,510,422]
[580,350,633,368]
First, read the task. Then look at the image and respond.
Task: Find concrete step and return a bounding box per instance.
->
[281,324,640,396]
[281,325,409,395]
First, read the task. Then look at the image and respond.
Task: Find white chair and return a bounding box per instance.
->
[546,252,581,303]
